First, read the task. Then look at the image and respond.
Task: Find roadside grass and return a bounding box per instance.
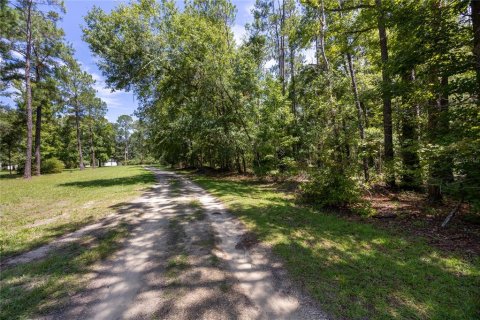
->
[190,174,480,320]
[0,223,128,320]
[0,166,155,259]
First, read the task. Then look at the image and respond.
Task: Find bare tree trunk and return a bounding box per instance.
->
[273,0,280,76]
[23,0,33,179]
[290,46,297,118]
[346,52,369,182]
[124,137,128,165]
[236,153,242,174]
[375,0,395,188]
[276,0,286,94]
[33,62,42,176]
[89,125,96,169]
[9,149,12,175]
[34,104,42,175]
[242,154,247,174]
[317,0,329,69]
[75,107,84,170]
[472,0,480,98]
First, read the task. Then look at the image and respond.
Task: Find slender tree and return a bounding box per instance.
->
[84,93,107,169]
[58,59,95,170]
[32,13,66,175]
[116,115,133,165]
[23,0,33,178]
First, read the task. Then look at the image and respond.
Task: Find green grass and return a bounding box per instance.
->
[0,166,156,319]
[0,166,156,258]
[0,223,129,320]
[190,174,480,320]
[166,254,189,274]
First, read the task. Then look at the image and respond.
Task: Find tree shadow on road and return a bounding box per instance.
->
[57,172,155,188]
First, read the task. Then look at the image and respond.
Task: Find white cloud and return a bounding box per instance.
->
[11,50,23,60]
[77,63,137,120]
[89,70,135,112]
[264,59,275,69]
[303,47,316,65]
[92,76,126,108]
[232,24,247,46]
[245,3,254,14]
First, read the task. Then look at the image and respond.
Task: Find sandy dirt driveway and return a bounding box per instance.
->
[43,168,327,320]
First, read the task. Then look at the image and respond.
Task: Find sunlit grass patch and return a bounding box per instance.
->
[0,166,155,258]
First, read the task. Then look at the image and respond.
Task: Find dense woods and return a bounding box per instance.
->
[0,0,149,175]
[80,0,479,208]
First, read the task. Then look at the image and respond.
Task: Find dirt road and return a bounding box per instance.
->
[45,168,327,320]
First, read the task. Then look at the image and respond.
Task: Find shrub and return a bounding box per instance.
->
[41,158,65,174]
[300,167,361,208]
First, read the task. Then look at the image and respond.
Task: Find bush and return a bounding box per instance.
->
[300,167,361,208]
[41,158,65,174]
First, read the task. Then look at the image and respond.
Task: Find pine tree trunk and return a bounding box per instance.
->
[90,125,96,169]
[242,154,247,174]
[317,0,329,70]
[34,67,42,176]
[290,46,296,118]
[23,0,33,179]
[375,0,395,188]
[9,149,12,175]
[75,107,84,170]
[124,143,128,165]
[34,104,42,175]
[279,0,286,94]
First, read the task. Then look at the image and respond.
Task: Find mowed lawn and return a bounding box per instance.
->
[0,166,156,258]
[190,174,480,320]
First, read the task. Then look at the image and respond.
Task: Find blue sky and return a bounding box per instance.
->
[61,0,256,121]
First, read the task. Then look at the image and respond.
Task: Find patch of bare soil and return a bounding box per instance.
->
[360,187,480,258]
[235,232,259,250]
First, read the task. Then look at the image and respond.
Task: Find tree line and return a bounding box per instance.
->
[0,0,149,176]
[82,0,479,207]
[1,0,479,208]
